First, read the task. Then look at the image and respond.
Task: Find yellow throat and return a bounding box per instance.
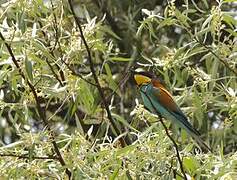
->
[134,74,151,86]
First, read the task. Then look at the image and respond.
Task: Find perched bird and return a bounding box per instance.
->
[133,71,211,152]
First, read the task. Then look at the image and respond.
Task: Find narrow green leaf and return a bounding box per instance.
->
[110,57,132,62]
[31,39,55,61]
[183,9,197,14]
[225,29,237,37]
[115,145,136,157]
[157,18,176,29]
[104,63,121,96]
[183,157,200,173]
[0,141,24,149]
[112,113,138,132]
[173,46,186,60]
[77,81,95,114]
[0,68,10,87]
[174,9,190,27]
[100,26,121,40]
[109,160,122,180]
[193,88,204,126]
[201,15,212,31]
[211,58,219,79]
[223,0,237,2]
[105,63,113,77]
[25,56,33,82]
[202,0,209,8]
[222,14,237,28]
[195,27,211,37]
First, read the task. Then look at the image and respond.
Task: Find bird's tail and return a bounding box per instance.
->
[172,111,212,152]
[191,132,212,153]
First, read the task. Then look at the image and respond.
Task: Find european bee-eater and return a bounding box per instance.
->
[134,71,211,152]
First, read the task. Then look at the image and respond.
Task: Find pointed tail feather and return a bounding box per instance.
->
[192,133,212,152]
[172,111,212,152]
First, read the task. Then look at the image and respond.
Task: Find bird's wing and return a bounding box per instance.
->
[151,83,201,136]
[152,82,182,115]
[140,83,211,151]
[142,82,211,152]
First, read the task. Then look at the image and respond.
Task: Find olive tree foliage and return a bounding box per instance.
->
[0,0,236,179]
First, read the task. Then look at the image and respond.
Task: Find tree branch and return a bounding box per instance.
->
[140,89,187,180]
[182,24,237,76]
[194,36,237,76]
[68,0,126,147]
[0,32,71,179]
[38,21,65,87]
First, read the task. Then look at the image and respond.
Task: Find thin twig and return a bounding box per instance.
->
[44,2,98,88]
[50,0,60,52]
[158,116,187,180]
[39,16,97,88]
[38,22,65,87]
[194,36,237,76]
[62,57,98,87]
[68,0,126,147]
[140,89,187,180]
[182,24,237,76]
[49,0,66,85]
[0,32,72,179]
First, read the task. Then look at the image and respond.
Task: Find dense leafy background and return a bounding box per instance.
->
[0,0,236,179]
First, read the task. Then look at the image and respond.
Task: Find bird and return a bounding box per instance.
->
[133,71,211,152]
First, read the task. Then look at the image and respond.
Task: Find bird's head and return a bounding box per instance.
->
[133,71,154,86]
[133,71,166,88]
